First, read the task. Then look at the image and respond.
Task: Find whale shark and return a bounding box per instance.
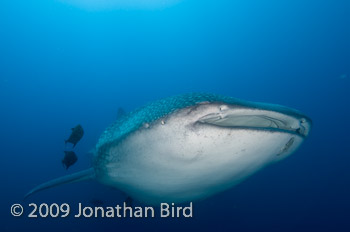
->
[25,93,312,204]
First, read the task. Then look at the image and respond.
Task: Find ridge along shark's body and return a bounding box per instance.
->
[25,93,312,204]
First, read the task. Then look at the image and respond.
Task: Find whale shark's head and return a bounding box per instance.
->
[94,93,312,204]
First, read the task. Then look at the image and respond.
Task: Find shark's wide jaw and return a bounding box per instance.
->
[198,108,311,137]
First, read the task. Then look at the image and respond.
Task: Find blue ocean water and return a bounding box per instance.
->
[0,0,349,231]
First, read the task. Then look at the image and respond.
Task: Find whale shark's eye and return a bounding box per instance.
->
[143,123,150,129]
[300,118,306,123]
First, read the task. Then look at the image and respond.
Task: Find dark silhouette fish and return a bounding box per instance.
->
[62,151,78,170]
[65,124,84,148]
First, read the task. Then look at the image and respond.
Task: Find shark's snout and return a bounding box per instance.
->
[295,117,312,137]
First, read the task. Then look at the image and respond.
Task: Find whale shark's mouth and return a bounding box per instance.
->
[198,110,311,137]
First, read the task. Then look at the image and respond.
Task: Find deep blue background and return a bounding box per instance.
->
[0,0,349,231]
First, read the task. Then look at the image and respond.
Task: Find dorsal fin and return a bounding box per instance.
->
[117,107,126,119]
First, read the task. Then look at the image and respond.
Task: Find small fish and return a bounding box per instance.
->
[65,124,84,148]
[62,151,78,170]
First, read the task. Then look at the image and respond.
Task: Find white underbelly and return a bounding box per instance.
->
[97,124,303,204]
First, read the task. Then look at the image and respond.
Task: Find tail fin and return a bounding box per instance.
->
[24,168,95,199]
